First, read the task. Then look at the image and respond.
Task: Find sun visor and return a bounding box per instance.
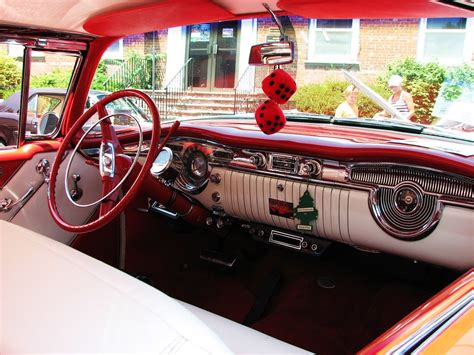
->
[277,0,473,19]
[83,0,234,37]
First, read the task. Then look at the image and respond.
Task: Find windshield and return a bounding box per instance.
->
[90,16,473,142]
[2,16,471,144]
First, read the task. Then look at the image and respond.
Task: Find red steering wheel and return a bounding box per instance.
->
[48,89,161,233]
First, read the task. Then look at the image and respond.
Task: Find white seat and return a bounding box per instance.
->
[0,221,310,354]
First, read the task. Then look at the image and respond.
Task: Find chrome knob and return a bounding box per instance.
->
[300,160,321,176]
[211,192,221,203]
[210,173,221,184]
[250,153,266,168]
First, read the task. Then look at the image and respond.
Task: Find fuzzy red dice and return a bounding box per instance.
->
[262,69,297,104]
[255,100,286,135]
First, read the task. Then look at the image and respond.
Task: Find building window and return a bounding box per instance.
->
[308,19,360,64]
[103,39,124,60]
[417,18,473,65]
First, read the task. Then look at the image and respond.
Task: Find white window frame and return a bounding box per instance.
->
[307,19,360,64]
[102,39,124,60]
[417,18,474,65]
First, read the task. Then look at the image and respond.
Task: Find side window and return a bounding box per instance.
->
[417,18,473,65]
[28,50,78,137]
[308,19,360,64]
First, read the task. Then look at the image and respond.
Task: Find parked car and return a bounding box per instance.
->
[0,88,150,146]
[0,1,472,354]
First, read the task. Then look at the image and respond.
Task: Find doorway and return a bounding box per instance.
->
[187,21,240,90]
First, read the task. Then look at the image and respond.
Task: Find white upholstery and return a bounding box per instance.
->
[0,221,310,354]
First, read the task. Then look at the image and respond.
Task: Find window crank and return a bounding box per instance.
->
[70,174,83,201]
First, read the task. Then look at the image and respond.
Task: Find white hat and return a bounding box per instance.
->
[388,75,403,87]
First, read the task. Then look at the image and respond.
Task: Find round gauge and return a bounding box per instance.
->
[150,147,173,177]
[185,150,208,181]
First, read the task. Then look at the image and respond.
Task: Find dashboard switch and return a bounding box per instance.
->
[205,217,214,226]
[210,173,221,184]
[211,192,221,203]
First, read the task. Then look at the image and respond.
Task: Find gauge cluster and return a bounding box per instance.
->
[151,141,212,194]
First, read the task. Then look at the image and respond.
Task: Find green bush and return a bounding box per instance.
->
[0,51,21,99]
[380,58,446,124]
[91,61,108,90]
[294,79,390,118]
[30,68,73,89]
[441,64,474,101]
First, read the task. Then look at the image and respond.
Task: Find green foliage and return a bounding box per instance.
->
[30,68,73,89]
[0,51,21,99]
[441,64,474,101]
[293,79,346,115]
[379,58,446,124]
[293,79,390,118]
[101,51,166,92]
[91,61,108,90]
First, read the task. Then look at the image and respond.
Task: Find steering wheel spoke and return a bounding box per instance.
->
[98,102,124,155]
[47,89,161,233]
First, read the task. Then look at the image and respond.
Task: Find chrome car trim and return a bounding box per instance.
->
[164,137,474,210]
[349,163,474,199]
[390,291,474,355]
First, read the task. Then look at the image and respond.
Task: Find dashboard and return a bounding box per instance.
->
[146,121,474,270]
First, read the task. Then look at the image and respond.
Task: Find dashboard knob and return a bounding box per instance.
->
[300,160,321,176]
[250,153,266,168]
[211,192,221,203]
[216,218,225,229]
[257,230,265,237]
[210,173,221,184]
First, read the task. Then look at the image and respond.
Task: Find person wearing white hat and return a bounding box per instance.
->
[374,75,415,120]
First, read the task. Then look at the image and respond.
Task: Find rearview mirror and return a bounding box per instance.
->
[248,41,294,66]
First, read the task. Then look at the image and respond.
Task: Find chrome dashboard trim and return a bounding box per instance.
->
[164,137,474,209]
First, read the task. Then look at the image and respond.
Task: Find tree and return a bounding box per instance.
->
[0,51,21,99]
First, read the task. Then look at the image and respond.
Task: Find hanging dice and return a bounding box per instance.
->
[255,100,286,135]
[262,69,297,104]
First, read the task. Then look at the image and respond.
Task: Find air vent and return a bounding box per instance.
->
[212,149,234,161]
[351,164,474,199]
[270,154,298,174]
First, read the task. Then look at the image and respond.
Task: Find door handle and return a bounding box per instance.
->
[212,44,218,55]
[0,186,35,212]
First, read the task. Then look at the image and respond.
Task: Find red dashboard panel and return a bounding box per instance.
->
[160,120,474,178]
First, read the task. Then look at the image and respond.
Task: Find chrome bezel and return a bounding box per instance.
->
[150,146,174,178]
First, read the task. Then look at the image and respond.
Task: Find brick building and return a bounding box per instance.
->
[2,16,473,91]
[111,16,473,90]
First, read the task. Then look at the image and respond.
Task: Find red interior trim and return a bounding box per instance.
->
[277,0,473,19]
[0,160,25,189]
[83,0,234,36]
[0,141,61,163]
[62,37,118,133]
[159,120,474,178]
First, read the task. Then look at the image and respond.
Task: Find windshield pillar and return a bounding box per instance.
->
[17,46,32,147]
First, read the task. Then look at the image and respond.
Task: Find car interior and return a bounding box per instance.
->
[1,1,473,354]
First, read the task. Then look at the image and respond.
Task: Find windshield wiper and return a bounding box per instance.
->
[332,118,424,134]
[285,112,332,123]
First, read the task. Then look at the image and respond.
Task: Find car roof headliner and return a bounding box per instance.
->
[0,0,471,37]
